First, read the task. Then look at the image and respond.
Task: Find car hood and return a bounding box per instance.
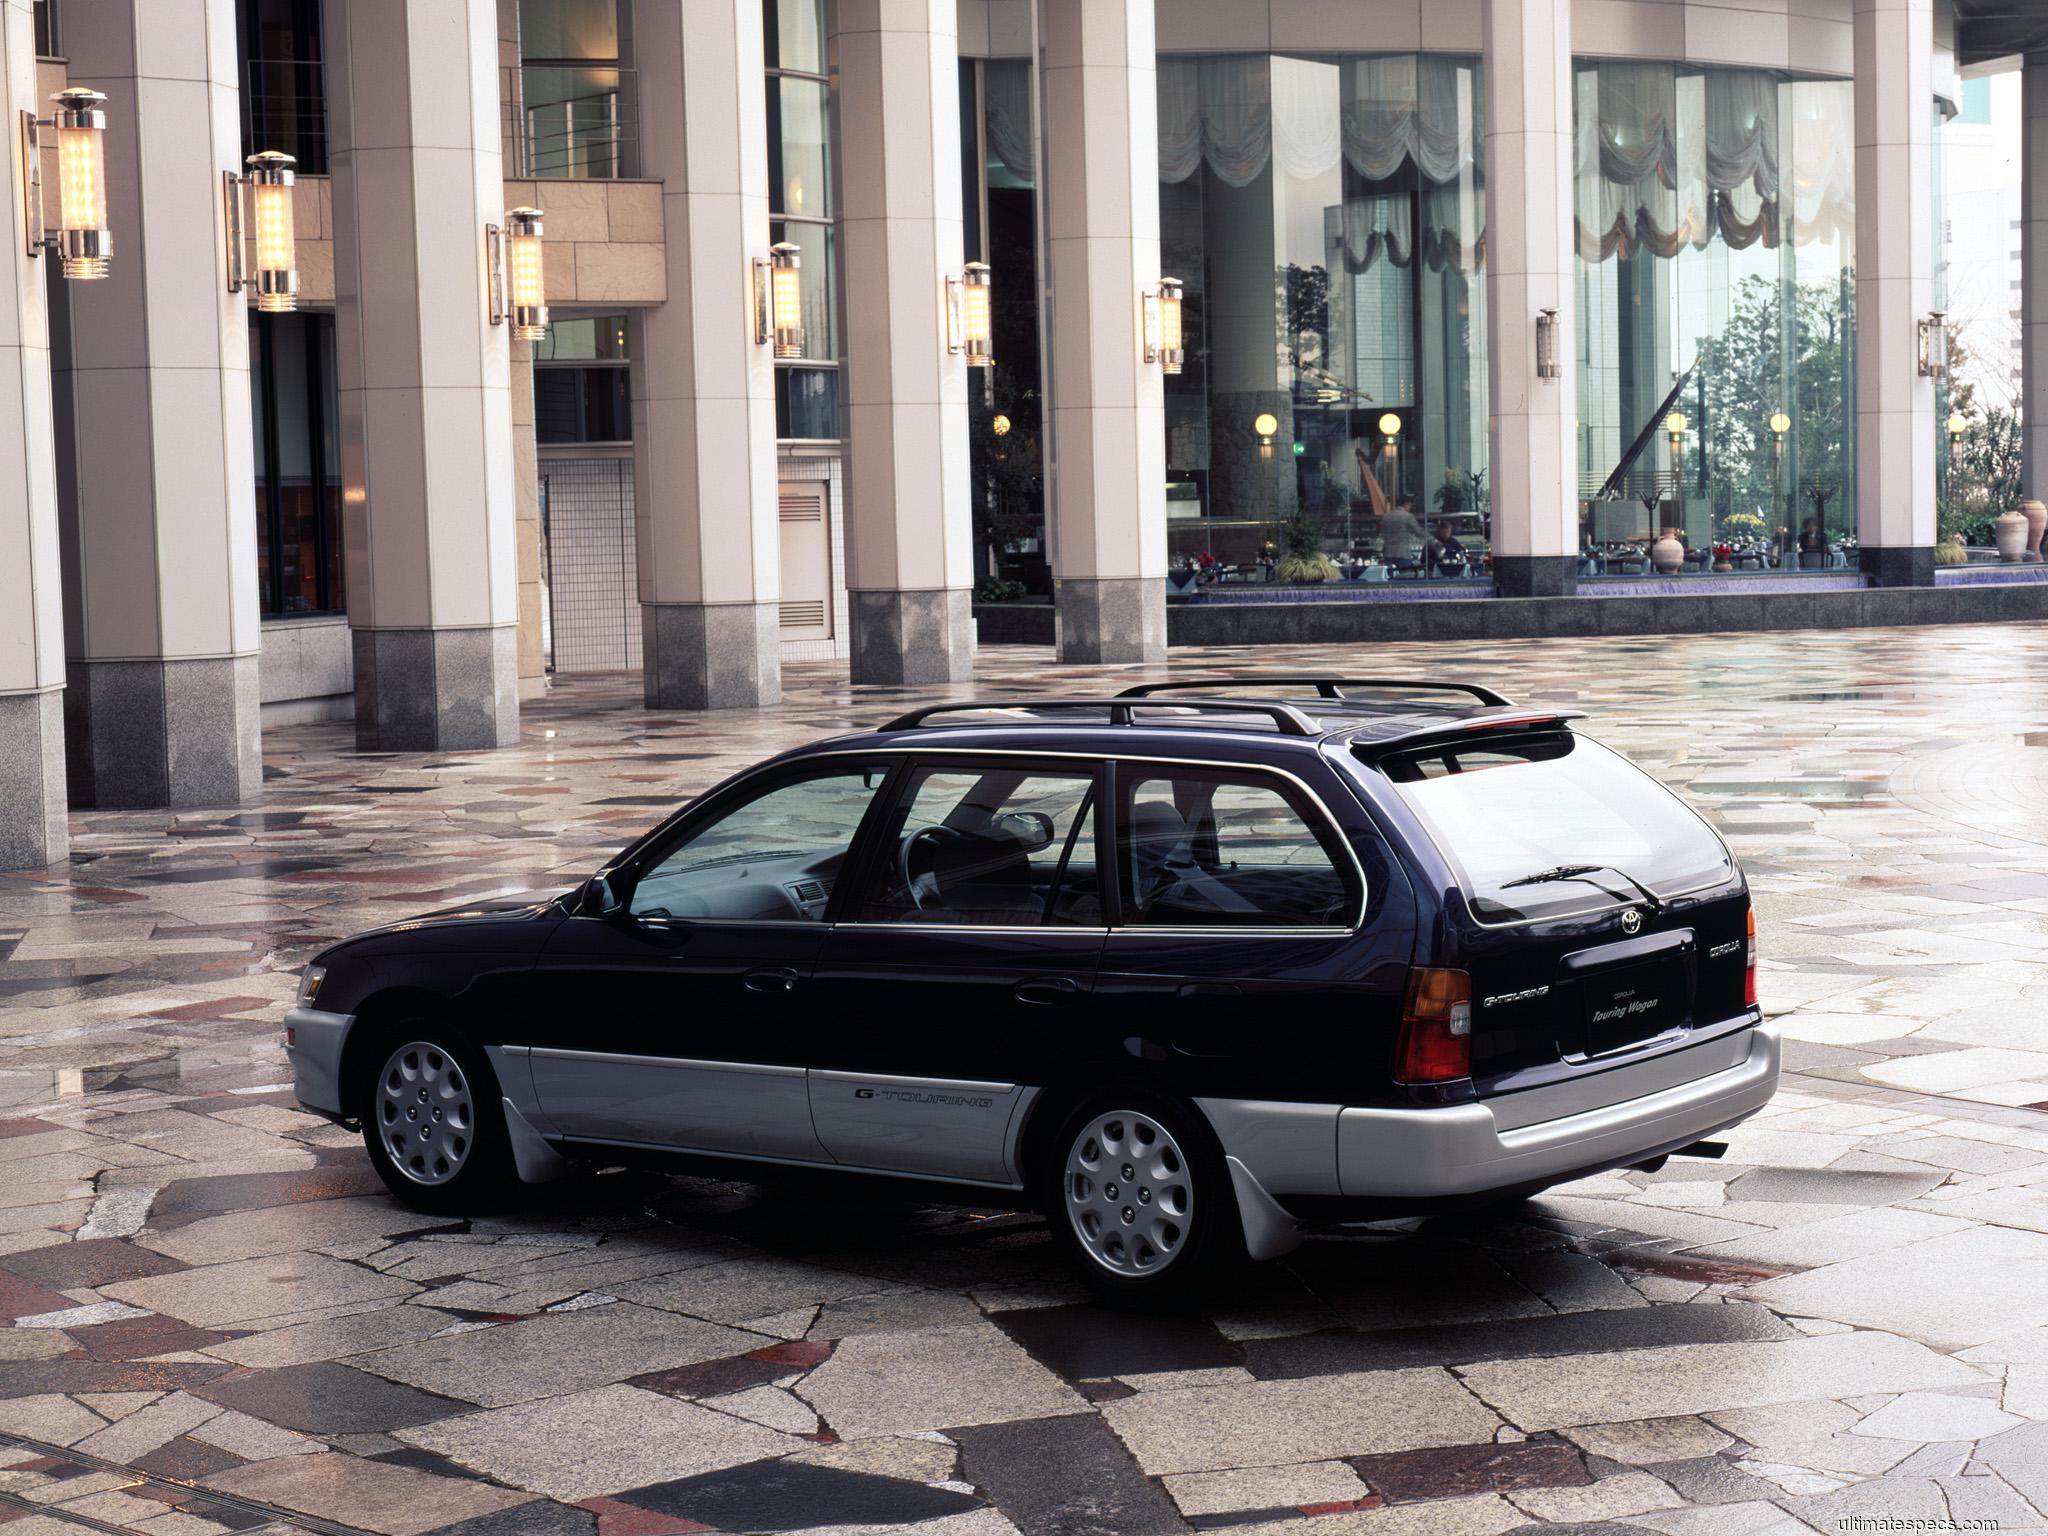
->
[319,887,574,960]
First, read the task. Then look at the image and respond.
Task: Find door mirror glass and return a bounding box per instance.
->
[991,810,1057,852]
[587,874,623,916]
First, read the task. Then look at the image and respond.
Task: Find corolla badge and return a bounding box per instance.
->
[1620,908,1643,935]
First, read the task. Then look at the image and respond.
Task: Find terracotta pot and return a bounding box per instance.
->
[1651,533,1685,573]
[2023,500,2048,563]
[1995,508,2030,562]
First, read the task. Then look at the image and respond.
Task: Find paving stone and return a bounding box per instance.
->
[1212,1492,1523,1535]
[138,1197,445,1266]
[0,1394,108,1447]
[0,1237,188,1290]
[615,1458,986,1533]
[1103,1368,1500,1476]
[69,1313,239,1362]
[1703,1400,1921,1477]
[1457,1331,1986,1430]
[610,1258,883,1326]
[131,1435,248,1481]
[186,1410,326,1459]
[801,1321,1084,1438]
[194,1360,472,1434]
[698,1385,818,1434]
[1559,1418,1733,1466]
[73,1389,223,1461]
[205,1451,535,1536]
[418,1503,600,1536]
[1722,1166,1947,1205]
[990,1303,1243,1381]
[104,1252,418,1329]
[782,1433,957,1484]
[1504,1469,1682,1522]
[1243,1300,1794,1380]
[395,1385,800,1501]
[199,1302,456,1368]
[1850,1389,2025,1442]
[1348,1440,1591,1502]
[1163,1458,1373,1517]
[354,1304,761,1408]
[1743,1225,2048,1350]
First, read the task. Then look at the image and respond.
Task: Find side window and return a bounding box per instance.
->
[1118,769,1358,928]
[858,764,1102,926]
[628,766,886,922]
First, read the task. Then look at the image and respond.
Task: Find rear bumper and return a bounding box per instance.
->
[1336,1021,1780,1198]
[285,1006,355,1117]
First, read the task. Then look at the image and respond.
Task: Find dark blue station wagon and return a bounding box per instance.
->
[287,677,1778,1297]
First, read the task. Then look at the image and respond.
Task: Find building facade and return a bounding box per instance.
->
[3,0,2047,867]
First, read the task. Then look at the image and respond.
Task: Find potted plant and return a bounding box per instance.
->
[1275,509,1337,583]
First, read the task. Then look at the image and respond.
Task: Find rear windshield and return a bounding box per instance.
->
[1376,730,1733,923]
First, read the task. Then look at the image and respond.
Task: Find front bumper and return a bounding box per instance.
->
[1336,1021,1781,1198]
[284,1006,356,1117]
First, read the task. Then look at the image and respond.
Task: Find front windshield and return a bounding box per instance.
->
[1378,730,1732,923]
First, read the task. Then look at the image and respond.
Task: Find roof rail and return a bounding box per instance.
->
[1117,676,1514,708]
[880,697,1320,737]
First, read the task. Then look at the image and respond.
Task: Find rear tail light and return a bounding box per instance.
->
[1744,906,1758,1009]
[1396,967,1473,1084]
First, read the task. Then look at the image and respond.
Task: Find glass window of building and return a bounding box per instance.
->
[964,56,1048,592]
[239,0,327,173]
[1158,55,1488,583]
[518,0,631,178]
[249,313,343,615]
[535,315,631,444]
[768,0,838,440]
[1573,65,1857,576]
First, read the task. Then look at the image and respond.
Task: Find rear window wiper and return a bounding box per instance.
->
[1498,862,1663,912]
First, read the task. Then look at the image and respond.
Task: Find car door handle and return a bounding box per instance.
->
[1015,977,1081,1005]
[1177,983,1241,999]
[743,967,801,994]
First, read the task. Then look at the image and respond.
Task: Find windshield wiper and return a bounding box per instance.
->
[1498,862,1663,912]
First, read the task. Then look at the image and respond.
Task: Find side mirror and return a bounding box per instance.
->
[993,810,1058,853]
[587,874,624,917]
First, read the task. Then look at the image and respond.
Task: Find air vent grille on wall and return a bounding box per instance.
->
[779,494,823,522]
[781,599,827,628]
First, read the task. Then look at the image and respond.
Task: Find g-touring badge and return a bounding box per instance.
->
[1620,907,1643,935]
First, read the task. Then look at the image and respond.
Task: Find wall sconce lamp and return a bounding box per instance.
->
[487,207,550,341]
[1535,307,1560,381]
[754,241,803,358]
[1917,311,1949,378]
[18,87,112,278]
[224,151,299,313]
[1254,410,1278,460]
[946,261,993,368]
[1144,277,1184,374]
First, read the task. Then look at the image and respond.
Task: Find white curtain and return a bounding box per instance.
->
[984,60,1035,184]
[1571,61,1847,262]
[1158,53,1483,271]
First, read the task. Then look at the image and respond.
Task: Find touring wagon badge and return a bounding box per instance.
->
[1620,908,1642,934]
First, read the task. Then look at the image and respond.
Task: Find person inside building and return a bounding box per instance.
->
[1424,518,1467,576]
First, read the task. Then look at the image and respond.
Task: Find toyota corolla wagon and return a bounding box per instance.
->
[286,677,1777,1297]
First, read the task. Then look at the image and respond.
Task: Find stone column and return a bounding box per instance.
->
[2024,53,2048,503]
[629,0,780,709]
[1852,0,1937,586]
[0,0,67,867]
[1483,0,1579,597]
[325,0,521,749]
[1041,0,1167,661]
[53,0,262,807]
[835,0,975,684]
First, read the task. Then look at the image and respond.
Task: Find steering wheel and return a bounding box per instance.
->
[898,825,963,912]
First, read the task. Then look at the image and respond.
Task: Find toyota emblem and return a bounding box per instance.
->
[1620,908,1643,935]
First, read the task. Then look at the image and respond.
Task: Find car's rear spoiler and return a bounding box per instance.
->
[1348,708,1587,760]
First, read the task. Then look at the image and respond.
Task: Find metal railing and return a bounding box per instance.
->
[243,57,328,174]
[506,65,638,180]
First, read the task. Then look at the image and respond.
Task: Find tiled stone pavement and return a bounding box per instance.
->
[6,627,2048,1536]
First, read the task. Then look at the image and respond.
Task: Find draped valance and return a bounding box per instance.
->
[1573,63,1854,261]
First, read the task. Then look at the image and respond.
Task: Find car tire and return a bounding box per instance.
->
[1043,1089,1245,1302]
[360,1024,518,1215]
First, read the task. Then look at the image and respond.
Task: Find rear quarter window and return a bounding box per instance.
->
[1376,730,1732,923]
